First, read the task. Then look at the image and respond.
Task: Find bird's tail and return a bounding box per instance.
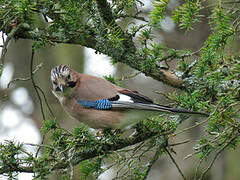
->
[111,101,209,117]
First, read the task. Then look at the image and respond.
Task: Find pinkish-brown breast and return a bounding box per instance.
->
[61,97,126,129]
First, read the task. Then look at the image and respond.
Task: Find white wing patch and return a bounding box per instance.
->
[118,93,134,103]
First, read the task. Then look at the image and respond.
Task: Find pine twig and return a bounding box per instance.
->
[116,72,141,81]
[7,63,43,88]
[36,86,55,118]
[165,147,186,180]
[168,140,190,147]
[199,136,238,180]
[30,46,45,121]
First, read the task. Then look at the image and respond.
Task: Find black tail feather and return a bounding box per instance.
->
[111,101,209,117]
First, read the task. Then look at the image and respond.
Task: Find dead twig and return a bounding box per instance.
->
[165,147,186,180]
[7,63,43,88]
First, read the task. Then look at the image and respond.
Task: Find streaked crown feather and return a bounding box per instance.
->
[51,65,70,81]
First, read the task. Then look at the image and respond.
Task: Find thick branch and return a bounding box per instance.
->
[14,27,184,88]
[146,68,183,88]
[16,26,97,49]
[1,0,184,89]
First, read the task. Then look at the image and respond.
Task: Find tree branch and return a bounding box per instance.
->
[15,27,184,88]
[0,127,174,174]
[165,147,186,180]
[30,47,45,120]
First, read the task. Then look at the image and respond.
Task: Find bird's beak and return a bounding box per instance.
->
[59,84,65,92]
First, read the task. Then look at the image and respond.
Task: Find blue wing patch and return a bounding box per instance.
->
[77,99,112,110]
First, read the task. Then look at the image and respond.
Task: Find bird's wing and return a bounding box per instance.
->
[75,74,155,108]
[111,90,209,116]
[110,101,209,116]
[75,74,120,100]
[75,74,209,116]
[116,89,153,104]
[75,73,153,102]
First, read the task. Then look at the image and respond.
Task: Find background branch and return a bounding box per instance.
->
[165,147,186,180]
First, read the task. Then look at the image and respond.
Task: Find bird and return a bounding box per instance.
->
[51,65,209,129]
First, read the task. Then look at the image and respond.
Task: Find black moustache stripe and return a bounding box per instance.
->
[68,81,76,88]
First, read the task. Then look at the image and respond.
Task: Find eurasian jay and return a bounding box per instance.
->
[51,65,208,129]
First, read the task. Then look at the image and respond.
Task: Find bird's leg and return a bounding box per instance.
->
[96,129,105,137]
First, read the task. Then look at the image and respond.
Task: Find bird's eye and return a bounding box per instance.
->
[67,74,71,79]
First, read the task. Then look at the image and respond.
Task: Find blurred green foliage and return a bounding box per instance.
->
[1,0,240,179]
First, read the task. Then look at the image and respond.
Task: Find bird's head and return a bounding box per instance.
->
[51,65,77,97]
